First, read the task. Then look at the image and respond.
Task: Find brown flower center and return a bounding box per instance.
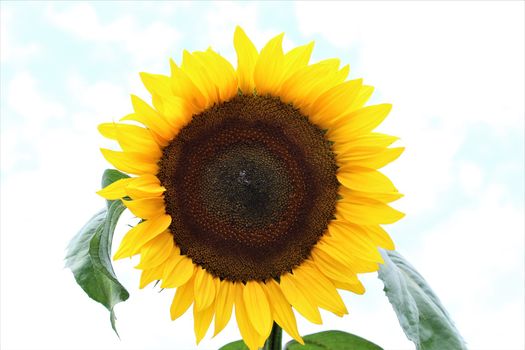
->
[158,95,338,282]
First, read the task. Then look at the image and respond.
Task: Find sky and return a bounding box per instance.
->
[0,1,523,350]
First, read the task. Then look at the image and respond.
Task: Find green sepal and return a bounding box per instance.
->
[377,249,467,350]
[101,168,130,189]
[65,169,130,336]
[285,330,383,350]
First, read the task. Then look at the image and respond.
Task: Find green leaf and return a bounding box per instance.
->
[286,330,383,350]
[65,169,130,335]
[218,340,249,350]
[377,249,467,350]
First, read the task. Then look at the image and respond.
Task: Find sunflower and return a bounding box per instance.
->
[97,27,403,350]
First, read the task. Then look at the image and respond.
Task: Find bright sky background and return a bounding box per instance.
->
[1,1,523,350]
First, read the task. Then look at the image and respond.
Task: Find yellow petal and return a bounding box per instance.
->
[119,124,162,158]
[243,281,273,339]
[337,168,398,193]
[280,59,347,110]
[278,41,314,87]
[98,122,162,158]
[151,94,165,116]
[122,197,165,219]
[318,235,382,273]
[332,279,366,295]
[182,50,220,106]
[336,198,405,225]
[125,95,175,144]
[157,95,194,130]
[100,149,158,175]
[162,255,194,289]
[135,231,174,270]
[327,104,392,141]
[140,72,175,119]
[350,85,374,111]
[279,273,322,324]
[293,262,348,316]
[169,59,207,111]
[139,72,172,100]
[337,147,404,169]
[161,246,183,276]
[363,224,395,250]
[310,247,362,284]
[188,52,221,99]
[136,73,194,131]
[327,222,389,263]
[214,281,235,336]
[139,263,165,289]
[339,185,403,204]
[195,49,238,102]
[170,275,196,321]
[113,214,171,260]
[264,280,304,345]
[353,190,404,203]
[194,303,215,344]
[332,132,399,151]
[126,174,165,199]
[326,222,384,263]
[253,33,285,96]
[194,267,217,311]
[318,234,380,273]
[234,283,266,350]
[96,177,134,200]
[98,122,118,139]
[234,26,259,94]
[307,79,363,126]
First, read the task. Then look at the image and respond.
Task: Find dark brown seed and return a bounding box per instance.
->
[158,95,338,282]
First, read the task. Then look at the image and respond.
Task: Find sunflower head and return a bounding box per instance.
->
[97,26,403,350]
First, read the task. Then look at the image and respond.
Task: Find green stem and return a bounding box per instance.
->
[262,323,282,350]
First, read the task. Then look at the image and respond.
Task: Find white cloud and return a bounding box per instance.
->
[458,162,484,196]
[65,73,131,123]
[6,71,65,122]
[205,1,260,49]
[2,72,66,174]
[0,8,41,63]
[205,2,270,51]
[200,1,298,65]
[1,68,132,181]
[45,4,181,67]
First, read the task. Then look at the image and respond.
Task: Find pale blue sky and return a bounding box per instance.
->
[1,2,524,350]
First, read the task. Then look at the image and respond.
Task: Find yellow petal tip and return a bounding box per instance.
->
[234,25,245,34]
